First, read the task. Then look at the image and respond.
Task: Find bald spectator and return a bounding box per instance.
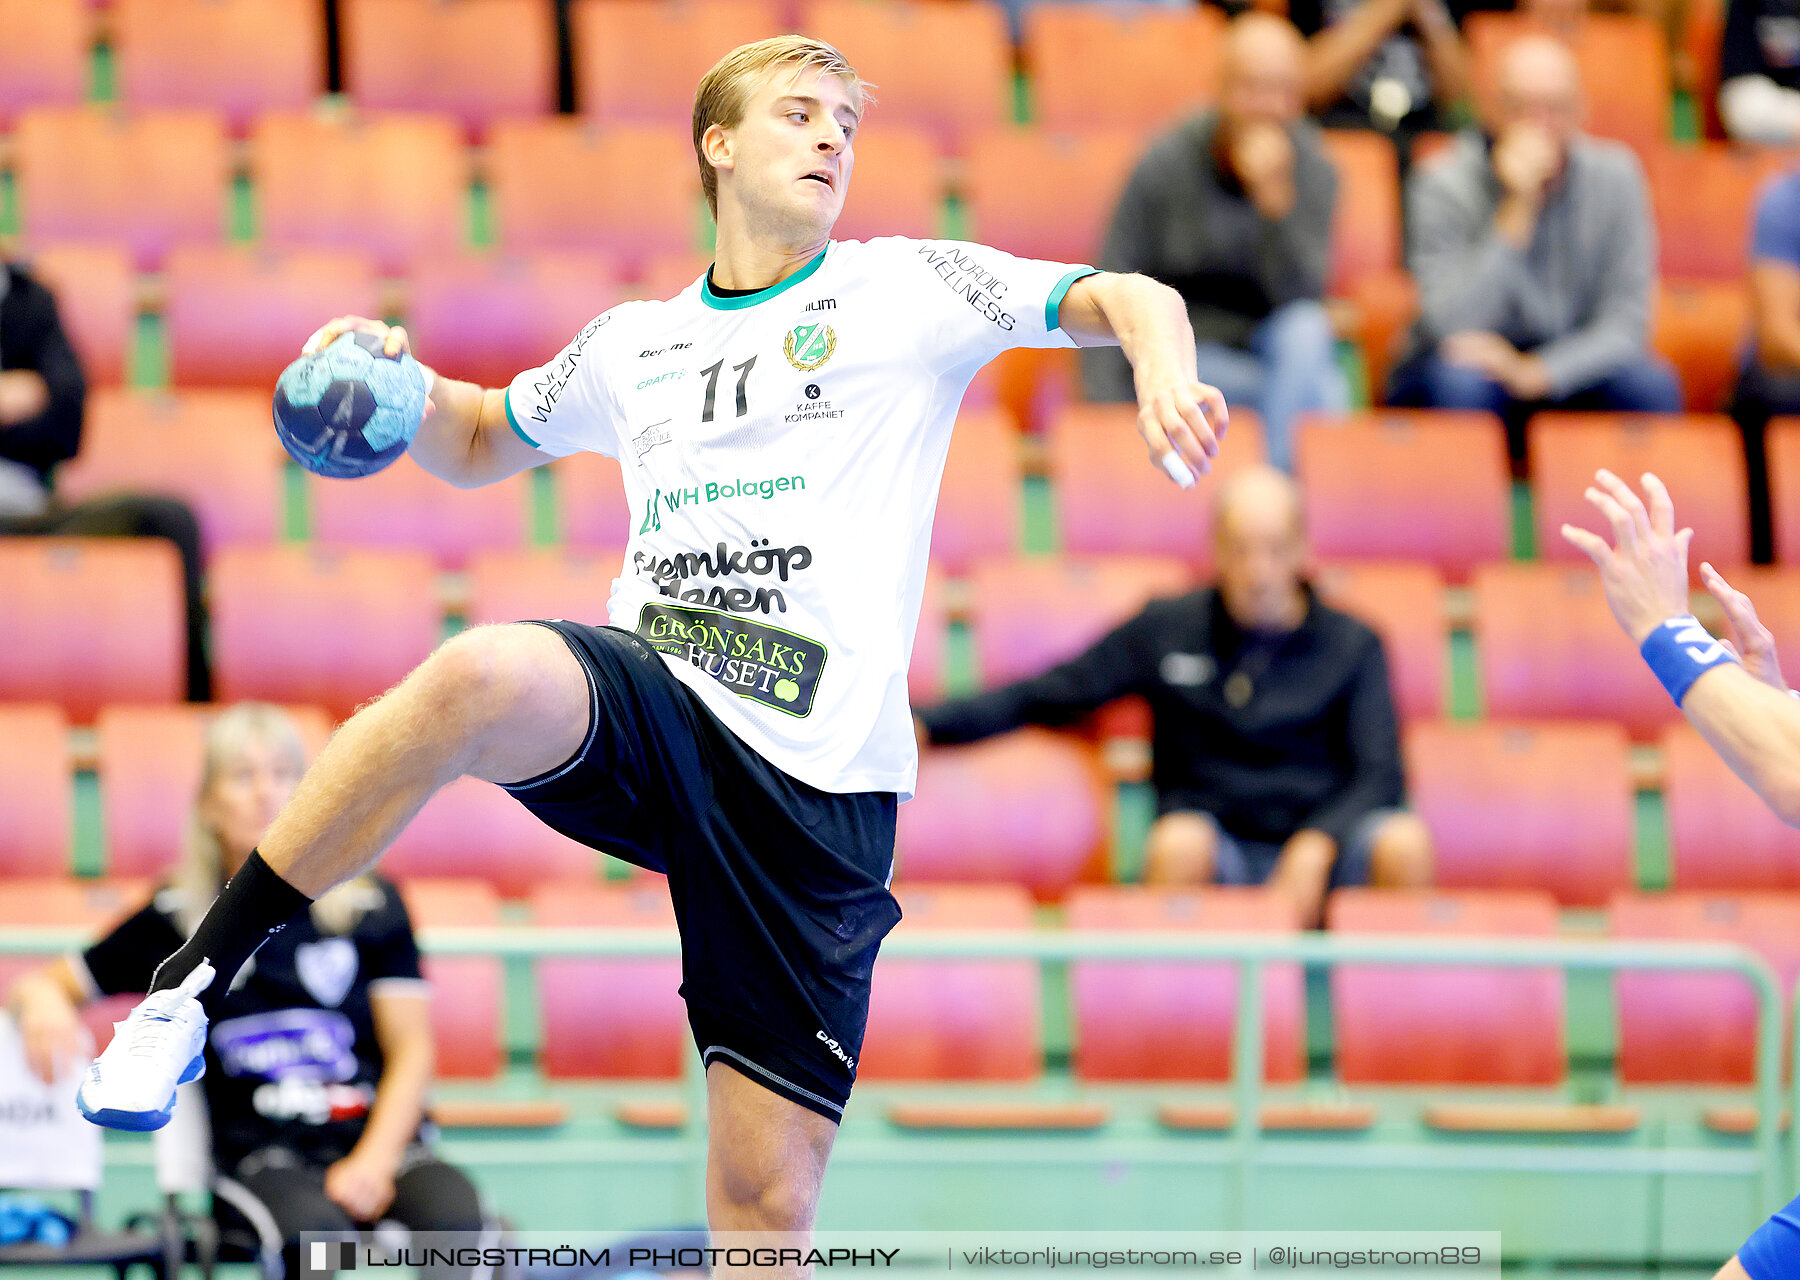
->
[1082,15,1347,471]
[916,467,1432,927]
[1388,36,1681,461]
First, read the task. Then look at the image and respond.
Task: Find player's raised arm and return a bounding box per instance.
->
[1056,271,1228,490]
[1561,469,1800,826]
[302,316,552,490]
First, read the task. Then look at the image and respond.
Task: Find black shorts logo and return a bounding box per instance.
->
[635,603,828,717]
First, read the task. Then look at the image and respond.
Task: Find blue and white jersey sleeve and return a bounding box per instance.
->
[898,239,1099,376]
[503,309,626,460]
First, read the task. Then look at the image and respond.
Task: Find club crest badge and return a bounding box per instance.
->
[783,323,837,372]
[294,937,359,1009]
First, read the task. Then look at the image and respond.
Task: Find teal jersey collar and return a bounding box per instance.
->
[701,245,830,310]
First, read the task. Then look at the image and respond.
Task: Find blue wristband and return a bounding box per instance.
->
[1639,615,1739,707]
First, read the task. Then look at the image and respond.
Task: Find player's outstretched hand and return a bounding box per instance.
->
[302,316,436,419]
[1560,469,1693,644]
[1701,561,1788,692]
[1136,375,1227,489]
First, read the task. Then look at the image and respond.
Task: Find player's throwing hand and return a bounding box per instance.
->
[1135,372,1228,490]
[1559,469,1693,644]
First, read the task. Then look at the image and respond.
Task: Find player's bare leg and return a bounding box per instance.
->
[705,1063,838,1279]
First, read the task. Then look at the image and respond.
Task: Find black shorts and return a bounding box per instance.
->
[502,620,902,1122]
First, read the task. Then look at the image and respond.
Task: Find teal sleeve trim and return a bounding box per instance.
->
[1045,266,1100,333]
[503,390,543,449]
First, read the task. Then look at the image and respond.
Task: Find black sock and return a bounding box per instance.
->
[150,849,313,1017]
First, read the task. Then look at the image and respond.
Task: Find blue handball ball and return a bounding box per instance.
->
[272,330,428,478]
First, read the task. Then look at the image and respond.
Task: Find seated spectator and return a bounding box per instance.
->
[1291,0,1473,148]
[1729,169,1800,563]
[1718,0,1800,142]
[916,467,1433,927]
[1387,34,1681,461]
[5,704,487,1280]
[1082,14,1347,471]
[0,257,211,701]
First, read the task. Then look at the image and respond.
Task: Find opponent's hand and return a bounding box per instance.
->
[302,316,436,419]
[1702,561,1788,692]
[1135,369,1227,489]
[1560,469,1693,645]
[13,983,83,1085]
[0,370,51,426]
[324,1149,399,1223]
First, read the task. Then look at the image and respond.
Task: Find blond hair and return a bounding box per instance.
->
[691,35,872,218]
[175,704,378,939]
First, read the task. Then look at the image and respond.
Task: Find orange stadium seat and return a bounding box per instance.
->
[395,879,503,1078]
[1024,5,1224,134]
[342,0,553,136]
[0,539,183,720]
[1330,889,1565,1084]
[1067,887,1304,1083]
[28,242,137,386]
[1531,413,1750,570]
[0,0,88,126]
[898,729,1109,901]
[466,549,625,628]
[1311,561,1448,721]
[967,554,1192,687]
[113,0,322,133]
[211,546,441,722]
[0,879,153,1055]
[0,707,71,878]
[932,407,1022,574]
[1405,721,1634,907]
[58,389,285,551]
[1468,13,1669,156]
[964,345,1082,437]
[1320,130,1402,295]
[910,566,950,704]
[163,245,380,388]
[1664,723,1800,890]
[310,456,530,571]
[556,452,634,548]
[858,884,1041,1080]
[381,776,596,896]
[1646,144,1782,281]
[828,127,942,242]
[96,704,332,879]
[573,0,782,127]
[252,111,467,273]
[487,119,698,273]
[800,0,1011,154]
[1472,563,1677,738]
[1050,404,1267,573]
[1611,892,1800,1083]
[405,252,620,392]
[634,252,714,303]
[1771,419,1800,564]
[963,128,1140,265]
[533,882,686,1079]
[1653,281,1751,413]
[16,106,228,269]
[1295,411,1510,580]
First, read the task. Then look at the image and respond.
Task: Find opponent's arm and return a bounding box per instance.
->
[6,958,89,1084]
[324,988,432,1222]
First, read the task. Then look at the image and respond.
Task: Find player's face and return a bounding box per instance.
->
[723,65,860,241]
[201,736,304,873]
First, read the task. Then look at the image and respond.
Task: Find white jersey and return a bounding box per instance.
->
[505,237,1096,799]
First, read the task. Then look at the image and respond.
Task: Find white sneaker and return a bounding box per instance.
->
[77,962,215,1132]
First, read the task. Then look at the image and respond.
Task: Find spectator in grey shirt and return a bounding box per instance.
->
[1083,14,1347,471]
[1387,35,1681,461]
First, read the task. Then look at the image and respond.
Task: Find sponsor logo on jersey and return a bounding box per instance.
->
[803,298,837,312]
[638,342,692,358]
[635,476,807,533]
[785,390,843,424]
[631,420,673,460]
[815,1030,856,1071]
[636,369,686,390]
[916,243,1017,331]
[525,313,611,426]
[632,537,810,614]
[783,322,837,372]
[250,1078,374,1126]
[635,602,828,716]
[212,1009,358,1082]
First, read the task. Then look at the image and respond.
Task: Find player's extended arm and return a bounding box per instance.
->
[303,316,551,489]
[1057,271,1226,488]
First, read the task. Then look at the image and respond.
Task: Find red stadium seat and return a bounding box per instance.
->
[1531,413,1749,570]
[1771,419,1800,565]
[556,452,634,549]
[1472,563,1677,738]
[966,554,1192,688]
[252,111,468,273]
[932,408,1022,574]
[1611,892,1800,1083]
[964,345,1082,438]
[634,252,714,304]
[573,0,782,128]
[466,549,625,629]
[909,565,950,705]
[28,242,136,386]
[96,704,332,879]
[1067,887,1304,1082]
[1320,131,1402,295]
[898,730,1109,901]
[16,106,228,269]
[1295,411,1510,580]
[211,546,441,722]
[382,776,596,896]
[405,252,620,393]
[0,879,154,1055]
[0,539,184,720]
[1645,144,1783,281]
[488,119,698,273]
[113,0,322,133]
[1329,889,1565,1085]
[58,390,284,551]
[963,129,1141,265]
[163,245,379,388]
[1467,14,1669,156]
[392,879,503,1078]
[1024,5,1224,133]
[0,707,71,878]
[1653,281,1751,413]
[1311,561,1447,722]
[858,884,1040,1080]
[800,0,1011,154]
[532,882,686,1079]
[1664,723,1800,890]
[828,127,943,243]
[1405,721,1634,907]
[342,0,554,137]
[311,456,529,572]
[0,0,88,127]
[1049,404,1268,572]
